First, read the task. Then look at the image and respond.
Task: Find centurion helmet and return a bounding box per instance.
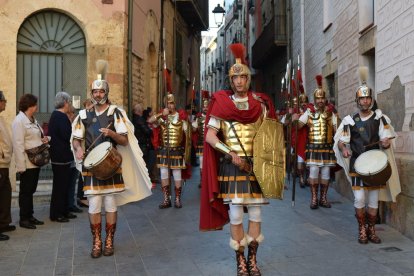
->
[298,93,309,105]
[355,66,372,99]
[228,43,251,92]
[91,60,109,105]
[313,75,326,101]
[163,93,175,107]
[202,90,210,109]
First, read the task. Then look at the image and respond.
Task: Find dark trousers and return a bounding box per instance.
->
[68,167,79,208]
[50,164,71,219]
[191,146,198,166]
[19,168,40,220]
[77,173,85,200]
[0,168,12,227]
[147,149,158,183]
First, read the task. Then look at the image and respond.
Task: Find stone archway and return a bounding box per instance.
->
[17,10,87,124]
[146,43,158,110]
[16,10,86,181]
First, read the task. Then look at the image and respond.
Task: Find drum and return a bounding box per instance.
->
[83,141,122,180]
[354,149,391,186]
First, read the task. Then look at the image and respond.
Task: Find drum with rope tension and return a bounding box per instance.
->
[354,149,391,186]
[83,141,122,180]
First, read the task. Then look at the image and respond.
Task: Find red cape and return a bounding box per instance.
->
[291,109,308,160]
[291,127,308,160]
[199,90,276,231]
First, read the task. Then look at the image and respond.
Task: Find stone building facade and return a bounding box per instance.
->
[290,0,414,239]
[0,0,207,189]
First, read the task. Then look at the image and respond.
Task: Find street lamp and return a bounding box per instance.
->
[212,4,226,27]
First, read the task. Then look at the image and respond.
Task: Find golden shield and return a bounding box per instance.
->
[253,118,285,199]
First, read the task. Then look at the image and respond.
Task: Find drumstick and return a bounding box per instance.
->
[364,136,395,148]
[83,122,113,158]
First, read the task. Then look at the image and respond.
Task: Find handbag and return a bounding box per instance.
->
[25,123,50,167]
[25,143,50,167]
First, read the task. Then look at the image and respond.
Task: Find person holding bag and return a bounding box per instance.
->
[12,94,49,229]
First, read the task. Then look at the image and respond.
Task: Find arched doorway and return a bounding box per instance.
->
[17,10,86,122]
[16,10,86,180]
[147,43,157,109]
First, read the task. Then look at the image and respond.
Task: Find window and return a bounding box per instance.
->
[358,0,374,34]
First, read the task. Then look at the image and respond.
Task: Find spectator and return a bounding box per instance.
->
[67,105,83,213]
[185,104,198,167]
[143,107,157,189]
[12,94,48,229]
[48,92,77,222]
[0,91,15,239]
[132,104,152,163]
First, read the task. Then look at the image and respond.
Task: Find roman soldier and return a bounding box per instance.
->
[334,66,400,244]
[293,75,339,209]
[71,60,151,258]
[150,93,188,209]
[200,43,283,276]
[192,90,210,187]
[282,94,309,187]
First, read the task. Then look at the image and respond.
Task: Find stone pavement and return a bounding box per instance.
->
[1,168,414,276]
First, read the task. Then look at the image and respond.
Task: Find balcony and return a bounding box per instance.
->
[252,9,287,68]
[175,0,209,31]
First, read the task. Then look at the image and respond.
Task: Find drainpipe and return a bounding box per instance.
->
[300,0,306,92]
[286,0,291,62]
[127,0,133,118]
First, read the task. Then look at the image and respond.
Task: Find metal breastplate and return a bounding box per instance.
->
[221,116,263,156]
[307,111,333,144]
[350,113,380,156]
[160,118,184,148]
[83,108,115,149]
[198,115,206,142]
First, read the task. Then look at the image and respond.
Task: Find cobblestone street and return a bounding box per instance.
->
[1,169,414,275]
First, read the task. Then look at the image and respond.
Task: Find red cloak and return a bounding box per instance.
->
[199,90,276,231]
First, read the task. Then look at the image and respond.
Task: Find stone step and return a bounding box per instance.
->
[12,180,52,208]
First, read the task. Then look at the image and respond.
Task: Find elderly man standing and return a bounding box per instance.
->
[49,92,76,222]
[0,91,15,240]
